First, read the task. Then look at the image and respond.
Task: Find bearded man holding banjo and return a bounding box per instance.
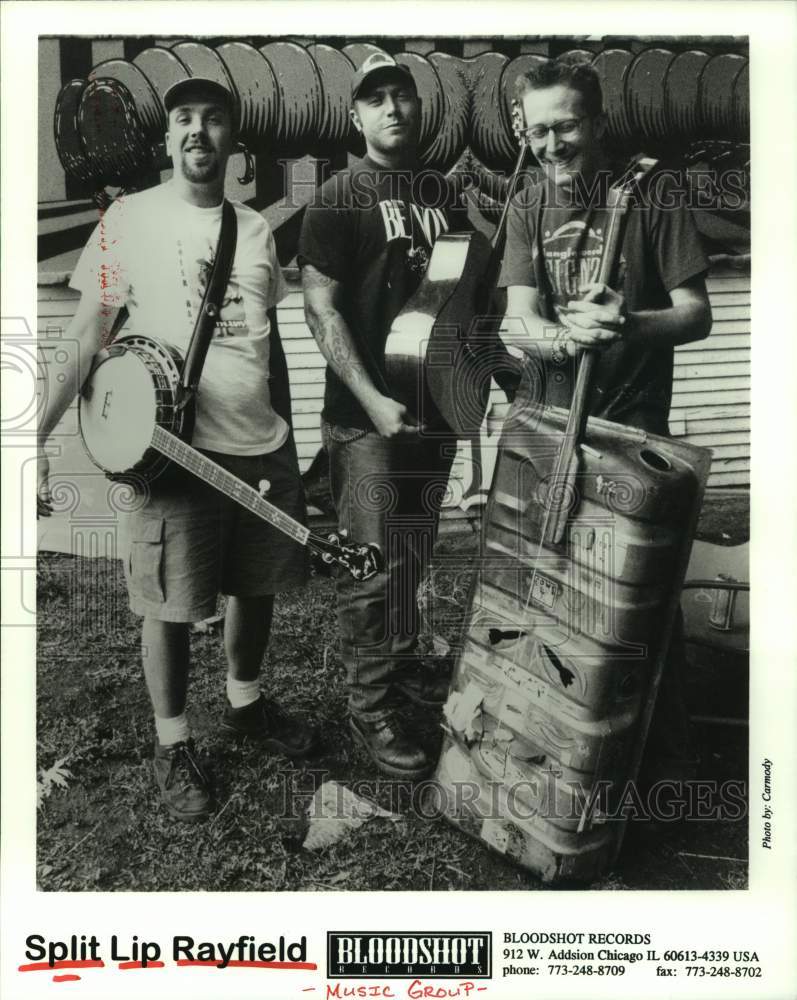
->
[37,77,320,823]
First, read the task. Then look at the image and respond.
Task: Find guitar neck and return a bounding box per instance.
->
[151,425,310,547]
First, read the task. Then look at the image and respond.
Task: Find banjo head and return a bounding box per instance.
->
[80,344,162,474]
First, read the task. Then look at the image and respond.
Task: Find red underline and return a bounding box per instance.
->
[175,960,318,970]
[19,961,105,972]
[19,958,316,975]
[53,975,82,983]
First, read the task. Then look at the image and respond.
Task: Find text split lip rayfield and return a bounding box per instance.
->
[22,934,314,971]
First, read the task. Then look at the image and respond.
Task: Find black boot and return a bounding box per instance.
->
[221,694,317,758]
[349,713,432,779]
[395,658,453,708]
[152,739,214,823]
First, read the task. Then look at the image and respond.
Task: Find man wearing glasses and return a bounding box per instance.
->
[498,59,712,794]
[500,58,712,433]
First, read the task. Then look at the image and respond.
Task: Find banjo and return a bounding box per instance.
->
[79,333,382,582]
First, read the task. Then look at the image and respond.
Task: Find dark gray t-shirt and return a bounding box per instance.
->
[297,156,470,428]
[497,169,709,434]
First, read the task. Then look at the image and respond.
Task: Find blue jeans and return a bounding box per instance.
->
[323,421,458,720]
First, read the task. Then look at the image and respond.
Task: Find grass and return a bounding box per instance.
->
[36,527,748,892]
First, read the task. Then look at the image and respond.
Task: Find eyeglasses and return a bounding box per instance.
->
[523,116,588,141]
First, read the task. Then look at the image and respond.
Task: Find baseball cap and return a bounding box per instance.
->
[351,53,416,101]
[163,76,235,114]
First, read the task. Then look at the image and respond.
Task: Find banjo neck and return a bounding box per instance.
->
[151,425,310,547]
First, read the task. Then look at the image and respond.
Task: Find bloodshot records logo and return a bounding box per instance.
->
[327,933,491,979]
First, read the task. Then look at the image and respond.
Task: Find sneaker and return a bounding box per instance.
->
[221,694,317,758]
[395,658,453,708]
[349,713,432,779]
[152,738,213,823]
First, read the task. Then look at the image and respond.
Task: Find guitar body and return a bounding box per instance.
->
[79,334,192,484]
[385,231,504,437]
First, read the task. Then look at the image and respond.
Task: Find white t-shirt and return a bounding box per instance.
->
[71,182,290,455]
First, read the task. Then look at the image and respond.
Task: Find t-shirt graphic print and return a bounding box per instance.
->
[538,220,624,297]
[193,246,245,337]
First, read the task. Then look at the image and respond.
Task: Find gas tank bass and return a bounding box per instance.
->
[433,390,711,883]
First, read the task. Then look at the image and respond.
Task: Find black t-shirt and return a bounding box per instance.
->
[297,156,471,428]
[497,169,709,434]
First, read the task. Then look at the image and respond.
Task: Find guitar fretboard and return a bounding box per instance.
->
[152,425,310,547]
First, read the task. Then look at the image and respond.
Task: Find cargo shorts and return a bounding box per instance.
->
[122,436,310,622]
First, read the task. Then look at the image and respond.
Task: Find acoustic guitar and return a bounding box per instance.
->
[383,105,532,437]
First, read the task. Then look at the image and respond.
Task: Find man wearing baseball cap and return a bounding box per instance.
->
[298,53,470,779]
[38,74,316,823]
[163,75,235,114]
[350,51,417,101]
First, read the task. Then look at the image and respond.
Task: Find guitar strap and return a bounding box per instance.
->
[102,201,238,373]
[179,199,238,401]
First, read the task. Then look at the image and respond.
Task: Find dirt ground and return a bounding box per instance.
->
[36,491,749,893]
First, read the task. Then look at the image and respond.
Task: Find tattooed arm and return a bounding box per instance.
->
[301,264,418,437]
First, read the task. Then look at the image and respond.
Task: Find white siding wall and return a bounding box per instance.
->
[671,270,750,486]
[276,284,328,467]
[37,264,751,499]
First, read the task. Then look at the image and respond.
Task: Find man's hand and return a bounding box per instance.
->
[365,394,421,438]
[560,282,627,351]
[37,447,53,518]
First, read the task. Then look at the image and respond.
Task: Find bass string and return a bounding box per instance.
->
[465,125,563,764]
[461,124,546,737]
[478,423,594,802]
[496,171,637,776]
[502,336,594,701]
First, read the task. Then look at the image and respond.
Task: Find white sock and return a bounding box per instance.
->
[155,713,190,747]
[226,676,261,709]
